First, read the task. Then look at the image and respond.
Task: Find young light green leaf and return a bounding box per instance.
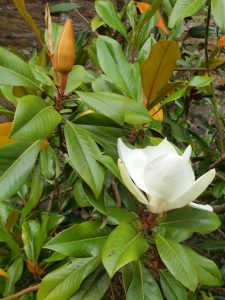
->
[211,0,225,33]
[64,122,104,198]
[102,223,148,277]
[65,65,85,94]
[95,0,128,40]
[10,95,62,140]
[126,261,163,300]
[0,47,39,88]
[156,235,198,291]
[44,221,111,257]
[37,257,100,300]
[50,2,83,13]
[96,36,142,102]
[169,0,206,28]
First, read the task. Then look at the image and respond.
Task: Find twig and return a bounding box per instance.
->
[111,180,122,208]
[0,284,40,300]
[209,154,225,169]
[212,204,225,214]
[216,172,225,182]
[204,0,225,156]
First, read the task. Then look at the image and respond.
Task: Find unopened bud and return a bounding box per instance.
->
[54,19,75,74]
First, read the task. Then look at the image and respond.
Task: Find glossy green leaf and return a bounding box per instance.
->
[50,2,83,13]
[0,231,22,256]
[160,271,188,300]
[0,47,39,88]
[64,122,104,198]
[74,180,106,213]
[0,140,41,201]
[77,91,125,124]
[22,219,45,262]
[126,261,163,300]
[10,95,62,140]
[184,246,223,286]
[106,207,137,225]
[169,0,206,28]
[44,221,111,257]
[156,235,198,290]
[96,36,142,102]
[3,258,23,297]
[102,223,148,277]
[95,0,128,39]
[91,15,105,32]
[188,76,214,87]
[65,65,85,94]
[97,155,121,180]
[21,164,43,222]
[74,179,91,207]
[200,240,225,250]
[70,268,110,300]
[212,0,225,33]
[159,206,221,234]
[37,257,100,300]
[40,146,60,180]
[77,91,150,125]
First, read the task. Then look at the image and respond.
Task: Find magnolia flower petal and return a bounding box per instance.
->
[188,202,213,212]
[144,153,195,201]
[117,138,177,193]
[117,139,150,192]
[165,169,216,211]
[117,159,149,205]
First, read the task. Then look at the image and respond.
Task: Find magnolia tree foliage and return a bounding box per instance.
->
[0,0,224,299]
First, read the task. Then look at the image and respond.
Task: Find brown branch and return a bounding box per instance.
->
[210,154,225,169]
[0,284,40,300]
[216,172,225,182]
[111,180,122,208]
[212,204,225,214]
[204,0,225,156]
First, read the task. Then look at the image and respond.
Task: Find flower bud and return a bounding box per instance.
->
[54,19,75,74]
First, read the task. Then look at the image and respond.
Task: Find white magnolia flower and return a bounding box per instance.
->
[117,138,215,214]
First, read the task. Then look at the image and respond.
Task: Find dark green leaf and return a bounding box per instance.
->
[37,257,100,300]
[44,221,111,257]
[156,235,198,290]
[159,206,221,234]
[65,121,104,198]
[160,270,188,300]
[0,141,41,201]
[126,261,163,300]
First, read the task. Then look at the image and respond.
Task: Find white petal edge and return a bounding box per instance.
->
[188,202,213,212]
[117,159,149,205]
[165,169,216,211]
[117,138,177,193]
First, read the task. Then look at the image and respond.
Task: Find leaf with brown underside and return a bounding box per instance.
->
[12,0,44,48]
[140,40,181,107]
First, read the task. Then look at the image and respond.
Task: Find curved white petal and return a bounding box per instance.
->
[188,202,213,212]
[165,169,216,211]
[117,159,149,205]
[144,153,195,201]
[117,138,177,193]
[183,145,192,160]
